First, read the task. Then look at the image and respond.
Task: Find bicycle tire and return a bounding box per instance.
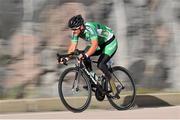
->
[58,67,92,112]
[107,66,136,110]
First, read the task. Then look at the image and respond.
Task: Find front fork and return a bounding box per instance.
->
[72,67,81,93]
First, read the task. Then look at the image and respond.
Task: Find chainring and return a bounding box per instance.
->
[95,88,105,101]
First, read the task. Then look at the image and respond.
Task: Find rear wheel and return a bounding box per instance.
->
[107,66,136,110]
[58,67,92,112]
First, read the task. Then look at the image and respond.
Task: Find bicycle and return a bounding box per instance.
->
[57,49,136,112]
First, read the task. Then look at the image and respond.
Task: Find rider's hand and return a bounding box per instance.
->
[57,57,69,64]
[78,53,88,61]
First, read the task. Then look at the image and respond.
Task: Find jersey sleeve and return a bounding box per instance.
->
[86,25,98,41]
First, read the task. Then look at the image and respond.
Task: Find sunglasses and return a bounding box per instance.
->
[71,26,80,30]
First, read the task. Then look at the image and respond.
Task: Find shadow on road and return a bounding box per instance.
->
[134,95,172,107]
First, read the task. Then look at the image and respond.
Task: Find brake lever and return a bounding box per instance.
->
[62,57,68,66]
[56,53,61,63]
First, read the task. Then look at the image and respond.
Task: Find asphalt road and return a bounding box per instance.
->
[0,106,179,119]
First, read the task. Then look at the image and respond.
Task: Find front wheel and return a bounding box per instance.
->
[58,67,92,112]
[107,66,136,110]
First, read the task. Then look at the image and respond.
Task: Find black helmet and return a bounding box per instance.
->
[68,15,84,28]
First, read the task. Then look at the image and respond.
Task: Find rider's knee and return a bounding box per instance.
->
[97,62,105,70]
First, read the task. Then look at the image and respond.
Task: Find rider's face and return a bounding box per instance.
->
[72,25,84,35]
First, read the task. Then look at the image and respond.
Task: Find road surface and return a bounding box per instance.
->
[0,106,179,119]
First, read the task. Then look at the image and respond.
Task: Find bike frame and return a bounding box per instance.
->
[76,59,98,84]
[75,58,110,94]
[57,50,124,96]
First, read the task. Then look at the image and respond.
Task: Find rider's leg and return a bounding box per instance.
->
[98,39,118,96]
[82,46,102,89]
[97,54,118,96]
[97,54,112,80]
[83,45,102,72]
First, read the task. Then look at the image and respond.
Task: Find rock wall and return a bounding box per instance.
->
[0,0,180,99]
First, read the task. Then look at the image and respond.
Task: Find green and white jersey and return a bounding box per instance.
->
[71,22,115,45]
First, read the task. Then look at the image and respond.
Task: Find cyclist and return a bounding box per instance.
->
[59,14,119,97]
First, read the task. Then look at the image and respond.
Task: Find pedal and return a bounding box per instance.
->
[105,90,112,95]
[114,93,120,99]
[108,94,120,99]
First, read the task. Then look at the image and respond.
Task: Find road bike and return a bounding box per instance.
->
[57,49,136,112]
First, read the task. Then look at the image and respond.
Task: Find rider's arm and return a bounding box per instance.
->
[85,25,99,57]
[85,26,98,57]
[68,42,77,54]
[68,32,78,54]
[85,40,98,57]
